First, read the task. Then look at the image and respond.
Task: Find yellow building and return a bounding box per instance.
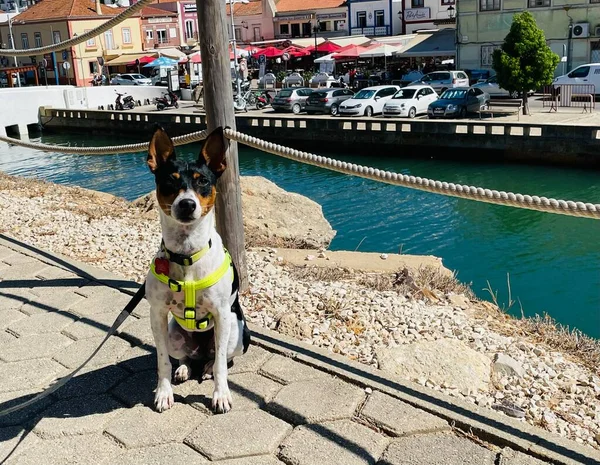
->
[0,0,171,86]
[457,1,600,76]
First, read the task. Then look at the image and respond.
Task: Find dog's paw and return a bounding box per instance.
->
[212,387,232,414]
[174,363,191,383]
[201,360,214,380]
[154,379,174,412]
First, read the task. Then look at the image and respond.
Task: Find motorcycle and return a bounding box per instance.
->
[256,91,272,110]
[115,91,135,110]
[155,90,179,111]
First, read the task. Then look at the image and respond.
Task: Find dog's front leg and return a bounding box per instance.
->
[150,308,174,412]
[212,308,233,413]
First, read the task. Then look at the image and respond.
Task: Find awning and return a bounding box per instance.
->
[397,29,456,57]
[106,53,149,66]
[328,36,370,47]
[289,38,325,48]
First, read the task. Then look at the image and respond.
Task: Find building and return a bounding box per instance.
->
[347,0,397,36]
[399,0,455,34]
[273,0,348,40]
[227,0,274,44]
[457,0,600,75]
[139,5,180,50]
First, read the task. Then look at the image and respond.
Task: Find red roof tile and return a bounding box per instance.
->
[226,0,262,16]
[275,0,345,13]
[13,0,149,22]
[140,6,176,17]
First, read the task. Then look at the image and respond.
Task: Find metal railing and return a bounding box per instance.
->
[350,26,390,37]
[543,84,596,112]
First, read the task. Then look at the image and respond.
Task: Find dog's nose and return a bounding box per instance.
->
[178,199,196,214]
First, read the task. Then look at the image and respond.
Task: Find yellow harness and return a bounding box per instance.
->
[150,242,233,331]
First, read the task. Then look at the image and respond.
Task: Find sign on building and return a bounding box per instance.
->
[404,8,430,22]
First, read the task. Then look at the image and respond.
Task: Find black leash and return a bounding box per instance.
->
[0,282,146,418]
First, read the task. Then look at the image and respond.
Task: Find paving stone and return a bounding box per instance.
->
[118,316,155,346]
[54,364,129,399]
[0,247,18,260]
[0,288,35,312]
[106,403,207,448]
[0,427,40,462]
[279,419,389,465]
[267,377,365,425]
[0,333,73,362]
[360,391,449,436]
[7,311,77,337]
[52,335,131,369]
[379,433,496,465]
[111,370,156,407]
[132,298,151,318]
[185,409,292,461]
[33,394,124,439]
[0,309,26,330]
[228,346,273,375]
[0,261,51,280]
[4,433,120,465]
[62,311,134,340]
[20,289,86,315]
[0,330,17,345]
[214,457,286,465]
[100,444,208,465]
[117,345,157,373]
[1,254,44,267]
[184,373,283,413]
[498,448,550,465]
[0,359,64,394]
[73,285,136,316]
[0,389,57,427]
[34,266,85,281]
[260,355,329,384]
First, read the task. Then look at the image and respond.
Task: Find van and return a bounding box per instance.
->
[553,63,600,94]
[150,65,176,86]
[409,70,470,94]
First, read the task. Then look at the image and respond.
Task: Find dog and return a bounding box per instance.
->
[146,126,250,413]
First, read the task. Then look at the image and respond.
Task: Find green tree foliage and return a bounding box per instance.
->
[492,12,559,113]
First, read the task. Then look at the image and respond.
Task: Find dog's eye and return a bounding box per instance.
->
[194,175,209,186]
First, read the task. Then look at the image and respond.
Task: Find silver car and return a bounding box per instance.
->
[112,73,152,86]
[305,88,355,116]
[410,70,470,94]
[271,88,313,114]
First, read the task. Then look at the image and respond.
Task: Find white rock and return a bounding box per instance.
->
[493,353,525,378]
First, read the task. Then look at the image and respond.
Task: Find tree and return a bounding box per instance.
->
[492,11,559,115]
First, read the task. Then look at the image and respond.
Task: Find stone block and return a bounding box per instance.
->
[267,377,364,425]
[279,420,389,465]
[228,346,273,375]
[117,346,157,373]
[34,267,85,282]
[62,311,134,340]
[498,448,550,465]
[0,359,64,394]
[0,246,18,261]
[54,364,129,399]
[0,288,35,312]
[493,354,525,378]
[74,285,136,316]
[132,298,151,318]
[0,330,17,345]
[185,409,292,461]
[111,370,156,407]
[4,433,119,465]
[260,355,328,385]
[0,309,26,330]
[105,403,207,448]
[0,333,73,362]
[21,289,86,315]
[0,426,40,462]
[100,444,208,465]
[52,335,131,369]
[185,373,282,413]
[215,457,286,465]
[118,316,155,346]
[0,388,57,427]
[0,261,51,280]
[7,311,77,337]
[360,391,449,436]
[379,434,496,465]
[33,394,124,439]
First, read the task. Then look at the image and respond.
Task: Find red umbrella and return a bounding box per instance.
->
[253,46,284,58]
[332,45,368,60]
[305,41,342,54]
[126,55,156,66]
[282,46,310,57]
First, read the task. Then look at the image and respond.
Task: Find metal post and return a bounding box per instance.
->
[229,0,240,99]
[196,0,248,290]
[8,18,20,87]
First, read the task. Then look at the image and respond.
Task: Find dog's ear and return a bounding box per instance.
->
[148,127,176,172]
[199,127,227,178]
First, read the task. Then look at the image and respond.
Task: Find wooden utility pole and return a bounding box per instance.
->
[196,0,248,291]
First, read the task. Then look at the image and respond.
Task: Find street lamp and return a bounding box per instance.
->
[447,5,455,20]
[226,0,249,101]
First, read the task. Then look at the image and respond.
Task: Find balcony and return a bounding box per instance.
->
[350,26,390,37]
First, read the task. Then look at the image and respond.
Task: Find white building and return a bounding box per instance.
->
[273,0,348,40]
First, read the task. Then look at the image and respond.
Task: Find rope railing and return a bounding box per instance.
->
[0,0,155,57]
[0,130,598,220]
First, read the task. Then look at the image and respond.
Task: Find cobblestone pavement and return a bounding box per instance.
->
[0,238,593,465]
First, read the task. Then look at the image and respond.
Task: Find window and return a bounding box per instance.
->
[53,30,61,44]
[21,33,29,49]
[88,60,99,74]
[334,20,344,31]
[169,28,177,38]
[84,30,95,47]
[122,27,132,44]
[34,32,42,48]
[441,0,455,4]
[480,0,501,10]
[279,24,289,35]
[481,45,501,66]
[157,29,167,44]
[253,26,261,42]
[291,23,300,37]
[234,27,241,41]
[185,20,195,39]
[302,22,311,36]
[104,29,114,49]
[319,21,330,32]
[412,0,424,7]
[374,10,385,27]
[146,29,154,41]
[568,66,590,78]
[356,11,367,28]
[528,0,550,6]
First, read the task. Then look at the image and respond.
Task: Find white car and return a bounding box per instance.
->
[410,70,470,94]
[382,85,438,118]
[338,85,400,117]
[553,63,600,95]
[472,76,519,98]
[111,73,152,86]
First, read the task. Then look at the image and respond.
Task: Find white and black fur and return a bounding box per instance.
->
[145,126,250,413]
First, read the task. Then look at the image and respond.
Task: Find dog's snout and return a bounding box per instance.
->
[178,198,196,214]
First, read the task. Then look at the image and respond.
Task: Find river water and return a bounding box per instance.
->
[1,133,598,337]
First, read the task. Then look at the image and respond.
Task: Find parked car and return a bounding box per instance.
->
[410,70,470,94]
[427,87,489,119]
[465,69,493,86]
[111,73,152,86]
[382,85,438,118]
[553,63,600,95]
[305,88,355,115]
[271,87,313,114]
[338,85,400,117]
[472,75,521,98]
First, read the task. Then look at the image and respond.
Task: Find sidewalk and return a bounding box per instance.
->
[0,234,597,465]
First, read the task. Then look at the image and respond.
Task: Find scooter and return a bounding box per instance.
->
[256,91,272,110]
[115,91,135,110]
[155,90,179,111]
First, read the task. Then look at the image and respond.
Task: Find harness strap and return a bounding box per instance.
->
[161,239,212,266]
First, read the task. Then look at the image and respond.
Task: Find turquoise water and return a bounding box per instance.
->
[1,133,599,337]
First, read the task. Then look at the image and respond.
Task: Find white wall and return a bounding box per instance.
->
[349,0,390,29]
[79,85,165,109]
